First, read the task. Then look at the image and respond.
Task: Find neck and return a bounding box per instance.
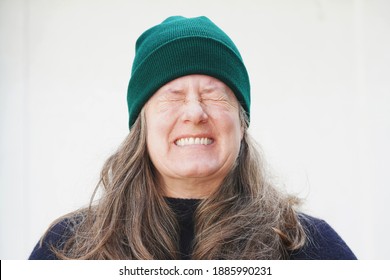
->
[159,176,221,199]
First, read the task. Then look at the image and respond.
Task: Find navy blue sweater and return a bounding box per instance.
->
[29,198,357,260]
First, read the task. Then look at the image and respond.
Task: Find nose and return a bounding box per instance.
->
[181,97,209,124]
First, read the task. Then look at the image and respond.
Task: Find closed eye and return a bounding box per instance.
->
[201,89,230,102]
[164,90,186,101]
[200,89,239,110]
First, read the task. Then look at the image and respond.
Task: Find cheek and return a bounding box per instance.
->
[146,129,166,171]
[145,110,159,156]
[217,112,242,140]
[146,112,173,157]
[146,120,162,150]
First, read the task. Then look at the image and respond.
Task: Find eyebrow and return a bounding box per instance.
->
[166,88,185,94]
[201,85,220,92]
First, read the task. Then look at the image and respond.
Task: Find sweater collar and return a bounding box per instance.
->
[165,197,201,219]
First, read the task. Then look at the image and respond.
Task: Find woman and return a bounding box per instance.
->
[29,16,356,260]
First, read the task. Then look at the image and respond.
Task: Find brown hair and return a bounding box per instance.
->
[48,107,306,259]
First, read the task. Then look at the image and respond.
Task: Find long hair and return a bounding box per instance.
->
[50,107,306,259]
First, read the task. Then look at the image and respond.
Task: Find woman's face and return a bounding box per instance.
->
[144,74,243,197]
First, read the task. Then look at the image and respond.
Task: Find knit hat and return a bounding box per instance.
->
[127,16,250,128]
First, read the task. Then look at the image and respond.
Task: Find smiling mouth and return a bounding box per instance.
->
[175,137,214,146]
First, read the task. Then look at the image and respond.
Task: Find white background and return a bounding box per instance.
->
[1,0,389,259]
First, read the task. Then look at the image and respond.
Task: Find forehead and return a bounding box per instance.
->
[159,74,229,90]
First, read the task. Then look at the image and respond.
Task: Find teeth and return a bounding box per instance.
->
[175,137,213,146]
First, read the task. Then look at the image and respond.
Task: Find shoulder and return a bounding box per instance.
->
[28,216,80,260]
[290,213,357,260]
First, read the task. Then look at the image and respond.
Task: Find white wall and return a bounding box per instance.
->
[1,0,389,259]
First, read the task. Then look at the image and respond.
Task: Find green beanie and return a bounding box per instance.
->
[127,16,250,128]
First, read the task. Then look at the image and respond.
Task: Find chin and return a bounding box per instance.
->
[175,166,219,178]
